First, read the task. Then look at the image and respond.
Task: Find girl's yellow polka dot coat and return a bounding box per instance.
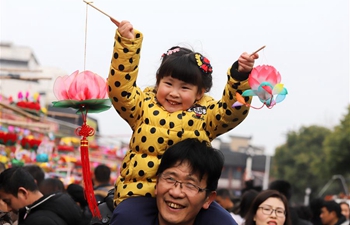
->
[108,29,251,205]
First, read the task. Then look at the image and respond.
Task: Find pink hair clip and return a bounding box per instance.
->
[161,48,180,57]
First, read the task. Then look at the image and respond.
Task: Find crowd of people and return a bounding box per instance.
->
[215,180,350,225]
[1,15,349,225]
[0,162,115,225]
[1,140,349,225]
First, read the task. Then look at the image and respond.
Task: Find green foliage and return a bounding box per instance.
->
[324,106,350,177]
[272,126,331,203]
[271,105,350,204]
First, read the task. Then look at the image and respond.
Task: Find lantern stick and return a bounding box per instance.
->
[83,0,120,26]
[250,45,266,57]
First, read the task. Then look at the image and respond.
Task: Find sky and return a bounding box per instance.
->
[1,0,349,155]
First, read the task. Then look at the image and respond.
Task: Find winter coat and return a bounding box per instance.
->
[108,29,252,205]
[94,184,114,203]
[336,216,350,225]
[18,193,82,225]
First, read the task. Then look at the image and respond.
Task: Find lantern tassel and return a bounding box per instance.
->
[80,138,101,218]
[76,106,101,218]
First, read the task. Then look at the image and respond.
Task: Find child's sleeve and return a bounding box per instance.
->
[205,61,252,139]
[107,29,145,130]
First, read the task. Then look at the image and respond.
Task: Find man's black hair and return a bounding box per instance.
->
[0,167,38,196]
[216,188,232,199]
[322,200,342,218]
[157,138,224,192]
[94,164,111,184]
[268,179,293,201]
[23,164,45,186]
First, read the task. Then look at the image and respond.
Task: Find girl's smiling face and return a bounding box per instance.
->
[156,76,204,113]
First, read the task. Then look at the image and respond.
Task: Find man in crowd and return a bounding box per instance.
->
[216,188,234,212]
[93,164,114,203]
[0,166,82,225]
[22,164,45,186]
[320,200,349,225]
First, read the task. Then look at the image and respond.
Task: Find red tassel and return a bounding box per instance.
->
[80,138,101,218]
[76,107,101,219]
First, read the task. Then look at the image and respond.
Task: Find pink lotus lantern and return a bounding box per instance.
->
[52,70,111,218]
[53,70,111,112]
[232,65,288,109]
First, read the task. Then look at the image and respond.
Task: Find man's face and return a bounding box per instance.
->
[320,206,337,225]
[215,195,233,211]
[0,199,9,213]
[155,161,215,225]
[0,189,26,213]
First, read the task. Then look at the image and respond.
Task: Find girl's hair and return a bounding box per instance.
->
[156,46,213,93]
[244,190,292,225]
[239,189,259,218]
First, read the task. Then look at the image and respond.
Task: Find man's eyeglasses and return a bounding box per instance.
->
[259,206,286,218]
[159,174,208,195]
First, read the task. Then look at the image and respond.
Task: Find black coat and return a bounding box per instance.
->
[18,192,83,225]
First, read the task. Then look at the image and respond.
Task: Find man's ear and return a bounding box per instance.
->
[17,187,29,200]
[330,211,337,219]
[154,177,160,195]
[202,191,216,210]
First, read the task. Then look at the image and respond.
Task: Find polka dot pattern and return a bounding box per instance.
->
[108,29,252,205]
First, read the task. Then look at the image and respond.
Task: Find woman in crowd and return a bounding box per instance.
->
[243,190,292,225]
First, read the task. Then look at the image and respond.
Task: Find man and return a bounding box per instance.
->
[93,164,114,203]
[216,188,244,224]
[216,188,234,212]
[22,164,45,186]
[0,167,82,225]
[320,200,348,225]
[0,162,17,225]
[111,138,236,225]
[155,138,234,225]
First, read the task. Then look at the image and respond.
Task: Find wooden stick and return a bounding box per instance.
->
[250,45,266,57]
[83,0,120,26]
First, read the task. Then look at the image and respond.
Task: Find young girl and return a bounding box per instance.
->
[107,20,258,224]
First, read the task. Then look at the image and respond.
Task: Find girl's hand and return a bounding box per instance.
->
[116,20,135,39]
[238,52,259,73]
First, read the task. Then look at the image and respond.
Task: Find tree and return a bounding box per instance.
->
[272,125,331,203]
[324,105,350,180]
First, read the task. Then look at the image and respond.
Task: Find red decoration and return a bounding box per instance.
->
[0,132,17,146]
[75,107,100,218]
[57,145,75,152]
[21,137,42,150]
[52,70,112,219]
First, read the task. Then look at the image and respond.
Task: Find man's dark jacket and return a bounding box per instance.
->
[18,192,82,225]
